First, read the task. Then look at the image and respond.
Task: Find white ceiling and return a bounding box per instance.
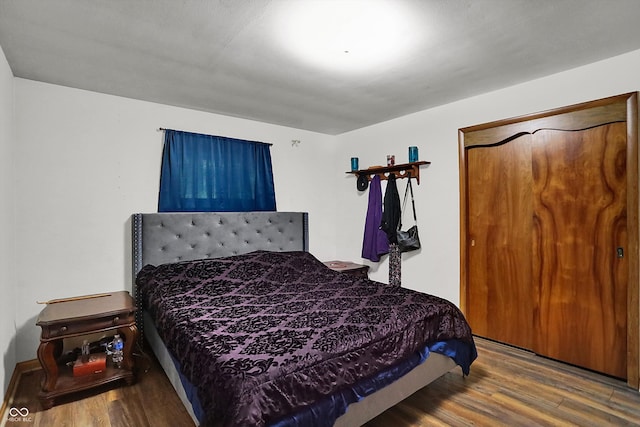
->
[1,0,640,135]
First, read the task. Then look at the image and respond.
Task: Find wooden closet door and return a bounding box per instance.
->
[460,93,639,387]
[532,125,628,378]
[466,136,534,350]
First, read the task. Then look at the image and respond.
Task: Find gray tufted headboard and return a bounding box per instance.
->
[131,211,309,342]
[132,211,309,277]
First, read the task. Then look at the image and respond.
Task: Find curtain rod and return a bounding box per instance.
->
[157,127,273,146]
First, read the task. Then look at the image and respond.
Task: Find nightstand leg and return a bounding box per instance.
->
[40,395,54,410]
[37,340,61,392]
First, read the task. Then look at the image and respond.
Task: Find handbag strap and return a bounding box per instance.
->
[398,175,418,230]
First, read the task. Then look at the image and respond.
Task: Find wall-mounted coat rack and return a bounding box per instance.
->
[346,161,430,184]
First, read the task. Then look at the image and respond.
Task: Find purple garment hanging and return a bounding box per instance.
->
[362,175,390,262]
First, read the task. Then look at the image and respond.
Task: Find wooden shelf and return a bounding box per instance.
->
[346,161,430,184]
[39,360,135,403]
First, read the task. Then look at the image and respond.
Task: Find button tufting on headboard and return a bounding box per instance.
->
[131,211,309,347]
[133,212,309,273]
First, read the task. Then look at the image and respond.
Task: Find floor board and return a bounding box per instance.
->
[366,338,640,427]
[1,349,194,427]
[3,338,640,426]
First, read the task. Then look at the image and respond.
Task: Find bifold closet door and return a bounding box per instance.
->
[460,93,638,386]
[532,125,628,379]
[466,135,534,350]
[465,125,628,378]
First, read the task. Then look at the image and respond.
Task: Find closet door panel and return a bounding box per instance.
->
[532,125,628,378]
[460,93,638,386]
[466,136,534,349]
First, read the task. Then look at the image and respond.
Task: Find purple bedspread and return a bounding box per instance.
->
[136,251,475,426]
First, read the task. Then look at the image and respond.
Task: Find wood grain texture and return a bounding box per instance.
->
[460,93,629,148]
[466,135,534,350]
[2,350,194,427]
[5,338,640,426]
[459,92,638,386]
[532,125,627,378]
[364,337,640,427]
[624,92,639,389]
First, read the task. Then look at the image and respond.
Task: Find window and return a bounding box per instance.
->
[158,129,276,212]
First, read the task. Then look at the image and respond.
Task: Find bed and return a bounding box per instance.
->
[132,212,476,426]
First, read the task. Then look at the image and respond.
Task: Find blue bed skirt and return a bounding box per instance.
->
[171,338,477,426]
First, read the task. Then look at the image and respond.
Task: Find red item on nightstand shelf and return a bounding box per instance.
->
[73,353,107,377]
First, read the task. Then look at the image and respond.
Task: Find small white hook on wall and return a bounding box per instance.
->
[291,139,301,147]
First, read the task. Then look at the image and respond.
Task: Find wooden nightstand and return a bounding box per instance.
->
[36,291,138,409]
[324,260,370,279]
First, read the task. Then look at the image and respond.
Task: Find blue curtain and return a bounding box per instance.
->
[158,130,276,212]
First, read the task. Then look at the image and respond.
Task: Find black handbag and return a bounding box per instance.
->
[397,177,421,253]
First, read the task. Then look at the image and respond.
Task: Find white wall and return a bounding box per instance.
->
[8,48,640,366]
[13,80,337,362]
[334,49,640,305]
[0,45,16,400]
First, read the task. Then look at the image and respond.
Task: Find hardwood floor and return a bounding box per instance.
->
[366,338,640,427]
[3,338,640,426]
[1,348,195,427]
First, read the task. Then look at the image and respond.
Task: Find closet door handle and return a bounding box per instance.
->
[617,247,624,258]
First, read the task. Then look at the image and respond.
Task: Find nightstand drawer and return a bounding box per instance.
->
[40,311,135,340]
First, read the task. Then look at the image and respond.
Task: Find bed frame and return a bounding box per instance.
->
[131,211,456,426]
